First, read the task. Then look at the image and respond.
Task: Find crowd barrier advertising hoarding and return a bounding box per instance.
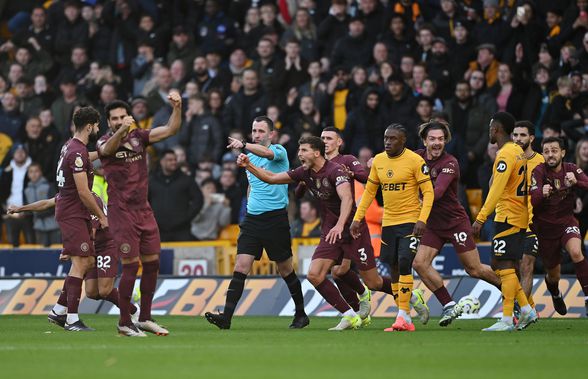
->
[0,276,585,318]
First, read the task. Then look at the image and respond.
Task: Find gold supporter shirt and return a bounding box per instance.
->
[526,152,545,229]
[476,142,528,229]
[354,148,434,226]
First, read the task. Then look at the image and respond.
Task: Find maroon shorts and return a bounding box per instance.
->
[85,233,118,279]
[313,236,348,262]
[108,206,160,258]
[538,225,582,269]
[420,219,476,254]
[58,218,95,257]
[342,224,376,270]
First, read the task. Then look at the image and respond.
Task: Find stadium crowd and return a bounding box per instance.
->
[2,0,588,252]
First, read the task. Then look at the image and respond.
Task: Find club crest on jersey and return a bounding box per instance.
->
[387,169,394,178]
[120,243,131,254]
[74,156,83,168]
[431,168,437,178]
[421,164,430,175]
[130,138,140,147]
[554,179,561,189]
[80,242,89,252]
[496,160,507,173]
[322,178,330,188]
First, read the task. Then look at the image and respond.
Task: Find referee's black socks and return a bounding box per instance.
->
[283,271,306,317]
[224,271,247,319]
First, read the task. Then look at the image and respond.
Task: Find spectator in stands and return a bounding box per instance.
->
[298,60,329,118]
[473,0,509,58]
[345,65,369,113]
[444,80,491,185]
[191,55,221,94]
[239,7,265,57]
[545,76,575,125]
[421,78,443,112]
[433,0,464,41]
[280,7,319,62]
[317,0,349,57]
[291,198,321,238]
[15,78,43,118]
[428,37,454,100]
[219,168,242,224]
[24,162,60,246]
[251,38,285,103]
[207,88,225,119]
[135,13,166,58]
[149,150,203,242]
[53,1,89,66]
[489,63,526,119]
[399,53,415,81]
[50,77,84,138]
[222,68,268,137]
[146,65,173,115]
[415,24,435,63]
[344,88,386,155]
[467,43,500,89]
[283,39,310,102]
[522,64,552,138]
[450,21,476,81]
[377,13,414,66]
[331,16,373,71]
[196,0,237,58]
[167,25,198,72]
[191,177,231,240]
[382,74,416,126]
[22,116,59,182]
[130,97,153,131]
[131,40,155,97]
[0,92,25,141]
[11,6,53,53]
[468,69,497,115]
[0,144,33,246]
[181,94,223,168]
[260,3,284,37]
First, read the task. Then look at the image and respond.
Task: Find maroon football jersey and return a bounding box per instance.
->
[97,128,151,210]
[55,138,93,221]
[416,149,469,230]
[530,162,588,230]
[288,160,354,236]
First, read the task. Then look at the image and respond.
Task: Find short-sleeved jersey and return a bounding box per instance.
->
[355,148,434,227]
[331,154,368,198]
[287,160,352,236]
[416,149,469,230]
[55,138,93,221]
[525,152,545,226]
[246,144,289,215]
[476,142,528,229]
[530,162,588,229]
[97,128,150,210]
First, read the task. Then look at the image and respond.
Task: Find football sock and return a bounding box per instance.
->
[53,281,68,315]
[433,286,453,307]
[118,262,139,326]
[139,260,160,322]
[498,269,518,319]
[65,276,83,324]
[282,271,306,316]
[515,282,530,308]
[102,288,137,314]
[377,276,393,295]
[574,259,588,296]
[528,294,536,308]
[315,279,351,313]
[224,271,247,320]
[521,304,532,313]
[398,275,413,312]
[545,276,560,297]
[340,270,365,294]
[342,309,357,317]
[334,278,360,312]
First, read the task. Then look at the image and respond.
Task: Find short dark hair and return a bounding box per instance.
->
[514,120,535,136]
[491,111,516,135]
[541,122,561,133]
[105,100,132,119]
[72,106,100,132]
[253,115,274,131]
[201,177,219,190]
[160,149,176,159]
[322,126,342,137]
[542,136,565,149]
[418,120,452,142]
[386,123,407,138]
[298,136,325,156]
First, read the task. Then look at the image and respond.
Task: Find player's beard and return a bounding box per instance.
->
[89,129,99,143]
[546,157,562,168]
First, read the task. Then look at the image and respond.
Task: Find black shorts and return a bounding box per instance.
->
[522,231,539,258]
[237,208,292,263]
[380,223,419,266]
[493,222,525,261]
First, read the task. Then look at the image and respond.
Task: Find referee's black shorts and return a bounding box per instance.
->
[237,208,292,262]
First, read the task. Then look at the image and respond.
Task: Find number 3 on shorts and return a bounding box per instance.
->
[358,248,367,262]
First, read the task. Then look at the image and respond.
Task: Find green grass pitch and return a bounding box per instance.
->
[0,315,585,379]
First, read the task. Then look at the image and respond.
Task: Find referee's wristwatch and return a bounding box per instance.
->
[241,139,248,149]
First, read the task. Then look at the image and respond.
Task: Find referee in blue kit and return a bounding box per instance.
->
[205,116,309,330]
